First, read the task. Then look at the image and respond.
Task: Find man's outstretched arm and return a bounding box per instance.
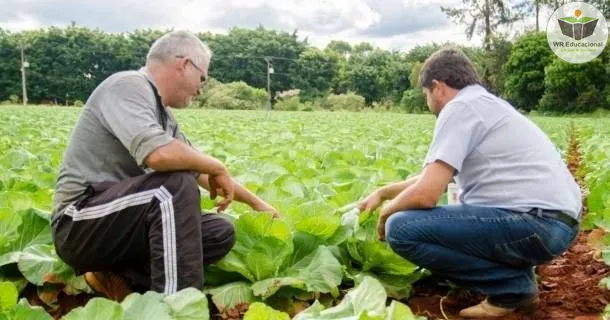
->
[148,135,278,217]
[196,174,279,217]
[357,174,421,213]
[376,160,455,240]
[145,139,235,211]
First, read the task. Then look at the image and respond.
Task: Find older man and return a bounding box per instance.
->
[358,48,581,318]
[51,30,277,300]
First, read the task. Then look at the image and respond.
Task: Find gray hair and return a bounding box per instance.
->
[146,30,212,68]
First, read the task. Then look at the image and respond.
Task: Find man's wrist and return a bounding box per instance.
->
[376,188,388,200]
[209,162,228,176]
[251,198,268,210]
[380,199,398,218]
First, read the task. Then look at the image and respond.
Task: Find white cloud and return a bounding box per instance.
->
[404,0,461,8]
[307,25,482,51]
[0,12,43,31]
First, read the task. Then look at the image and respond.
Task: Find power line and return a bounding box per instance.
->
[263,55,299,62]
[210,54,300,62]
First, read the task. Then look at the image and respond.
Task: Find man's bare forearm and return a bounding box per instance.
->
[377,175,420,200]
[197,174,268,208]
[145,140,227,176]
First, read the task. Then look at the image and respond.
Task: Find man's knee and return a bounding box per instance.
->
[154,171,199,201]
[146,172,201,235]
[385,211,409,243]
[213,216,236,250]
[385,211,419,257]
[201,215,236,264]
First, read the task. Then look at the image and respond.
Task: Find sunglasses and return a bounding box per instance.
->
[175,55,207,83]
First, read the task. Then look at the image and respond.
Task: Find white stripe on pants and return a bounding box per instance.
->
[63,186,178,294]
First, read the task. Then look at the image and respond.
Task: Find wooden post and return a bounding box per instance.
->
[20,45,28,106]
[265,57,272,111]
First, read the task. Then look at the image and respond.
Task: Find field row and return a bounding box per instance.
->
[0,107,608,319]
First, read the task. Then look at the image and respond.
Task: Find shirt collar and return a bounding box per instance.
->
[139,67,156,87]
[456,84,483,97]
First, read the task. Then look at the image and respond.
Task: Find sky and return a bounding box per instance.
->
[2,0,544,52]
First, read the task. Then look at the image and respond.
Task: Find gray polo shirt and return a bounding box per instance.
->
[52,69,193,215]
[424,84,582,219]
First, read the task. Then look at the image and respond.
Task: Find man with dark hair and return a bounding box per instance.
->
[51,30,278,301]
[358,48,581,318]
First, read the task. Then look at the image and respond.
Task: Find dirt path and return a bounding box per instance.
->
[405,230,610,320]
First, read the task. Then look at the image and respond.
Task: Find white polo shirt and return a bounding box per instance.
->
[423,84,582,219]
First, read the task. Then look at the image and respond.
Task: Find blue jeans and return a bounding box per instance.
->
[385,205,579,308]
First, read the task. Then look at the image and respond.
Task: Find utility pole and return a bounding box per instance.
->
[265,57,273,111]
[20,45,28,106]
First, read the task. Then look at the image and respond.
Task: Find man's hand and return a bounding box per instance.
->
[375,161,455,241]
[208,172,234,212]
[252,202,280,218]
[197,174,278,216]
[358,190,395,241]
[357,190,384,213]
[377,201,397,241]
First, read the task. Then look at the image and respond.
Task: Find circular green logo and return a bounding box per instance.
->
[547,2,608,64]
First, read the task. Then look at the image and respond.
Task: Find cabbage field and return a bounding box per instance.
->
[0,106,609,319]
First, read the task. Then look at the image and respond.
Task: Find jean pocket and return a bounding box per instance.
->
[493,233,555,268]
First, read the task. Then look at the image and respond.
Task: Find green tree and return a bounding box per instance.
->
[484,35,512,94]
[18,26,104,103]
[527,0,607,31]
[325,40,352,57]
[352,42,374,54]
[468,35,513,95]
[539,58,607,113]
[345,48,411,104]
[503,31,554,111]
[319,92,365,111]
[588,0,610,17]
[204,26,307,99]
[292,48,339,101]
[198,79,267,110]
[381,53,413,103]
[602,46,610,107]
[525,0,558,31]
[119,29,168,70]
[400,62,427,113]
[405,44,441,63]
[329,55,350,95]
[441,0,525,50]
[0,29,20,102]
[0,25,165,104]
[345,64,380,104]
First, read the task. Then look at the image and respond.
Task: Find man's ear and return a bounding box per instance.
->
[430,80,440,93]
[175,57,188,74]
[432,80,449,96]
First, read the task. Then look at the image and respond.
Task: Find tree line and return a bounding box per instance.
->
[0,0,608,113]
